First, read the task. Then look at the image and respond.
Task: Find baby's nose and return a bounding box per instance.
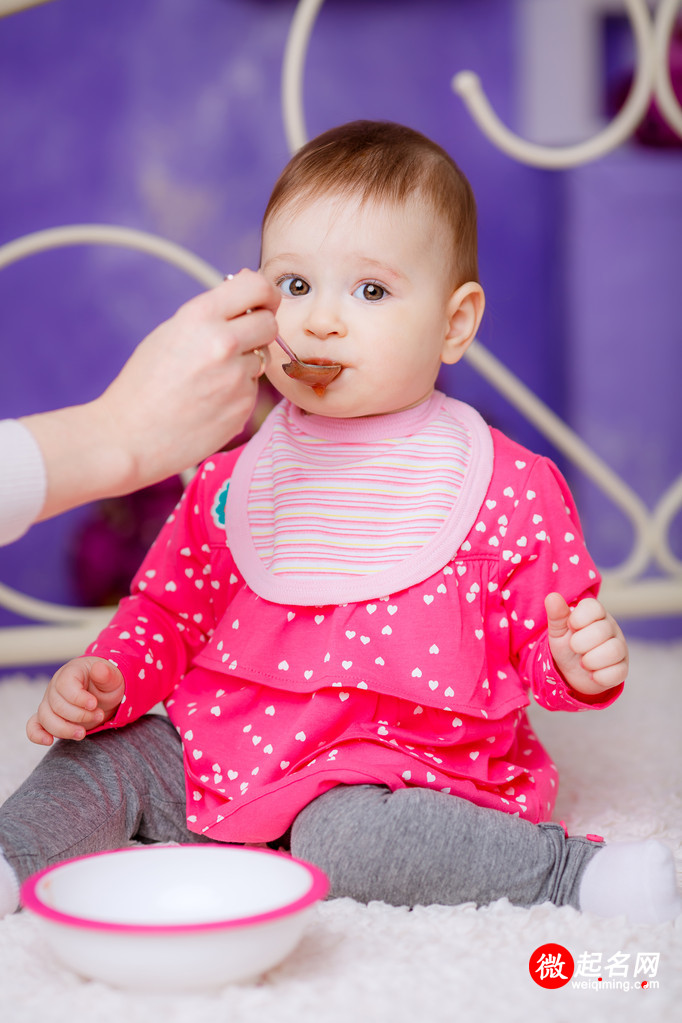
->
[303,300,347,339]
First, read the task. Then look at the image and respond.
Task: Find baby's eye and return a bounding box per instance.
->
[353,282,387,302]
[278,275,310,297]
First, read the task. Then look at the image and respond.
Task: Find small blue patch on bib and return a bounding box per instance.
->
[211,479,230,531]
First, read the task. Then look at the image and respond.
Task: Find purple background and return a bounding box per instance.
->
[0,0,681,659]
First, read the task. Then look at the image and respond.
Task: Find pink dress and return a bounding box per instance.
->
[88,394,621,844]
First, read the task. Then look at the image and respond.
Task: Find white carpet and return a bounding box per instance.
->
[0,638,680,1023]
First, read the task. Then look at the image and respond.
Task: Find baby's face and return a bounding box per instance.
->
[260,192,459,418]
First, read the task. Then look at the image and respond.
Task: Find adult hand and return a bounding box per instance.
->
[20,270,280,521]
[96,268,279,484]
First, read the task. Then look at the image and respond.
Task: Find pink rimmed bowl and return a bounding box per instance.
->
[21,844,328,992]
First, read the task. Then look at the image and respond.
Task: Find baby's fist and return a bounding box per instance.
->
[26,656,124,746]
[545,592,628,696]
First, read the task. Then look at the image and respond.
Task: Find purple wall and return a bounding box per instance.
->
[0,0,680,649]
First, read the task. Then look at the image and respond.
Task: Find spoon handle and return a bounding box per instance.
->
[275,335,298,363]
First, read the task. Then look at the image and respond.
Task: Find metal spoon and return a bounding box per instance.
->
[275,335,343,392]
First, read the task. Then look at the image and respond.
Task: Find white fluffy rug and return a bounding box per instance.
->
[0,638,680,1023]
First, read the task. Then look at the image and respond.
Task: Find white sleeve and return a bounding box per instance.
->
[0,420,47,546]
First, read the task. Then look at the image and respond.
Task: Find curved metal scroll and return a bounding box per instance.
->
[655,0,682,139]
[281,0,326,153]
[465,344,682,618]
[451,0,657,168]
[282,0,682,164]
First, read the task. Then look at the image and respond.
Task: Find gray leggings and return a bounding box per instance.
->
[0,714,600,909]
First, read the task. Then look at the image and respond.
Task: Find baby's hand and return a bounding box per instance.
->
[26,656,125,746]
[545,593,628,696]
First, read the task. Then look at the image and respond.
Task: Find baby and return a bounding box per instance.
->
[1,121,679,924]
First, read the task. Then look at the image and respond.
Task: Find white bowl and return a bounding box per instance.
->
[21,844,328,992]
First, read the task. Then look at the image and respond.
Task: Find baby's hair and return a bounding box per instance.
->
[262,120,479,287]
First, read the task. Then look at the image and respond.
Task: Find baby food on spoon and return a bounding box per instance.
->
[276,335,343,395]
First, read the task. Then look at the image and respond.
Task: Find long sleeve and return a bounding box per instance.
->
[86,452,242,727]
[497,453,622,711]
[0,420,47,546]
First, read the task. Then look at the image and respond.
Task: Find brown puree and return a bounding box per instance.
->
[282,358,342,396]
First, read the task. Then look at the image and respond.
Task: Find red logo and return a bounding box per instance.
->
[529,943,575,989]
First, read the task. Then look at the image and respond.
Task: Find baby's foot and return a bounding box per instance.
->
[0,852,20,918]
[579,839,682,924]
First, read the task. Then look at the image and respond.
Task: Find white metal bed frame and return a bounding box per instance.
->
[1,0,681,669]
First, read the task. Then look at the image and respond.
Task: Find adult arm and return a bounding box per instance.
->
[2,270,278,544]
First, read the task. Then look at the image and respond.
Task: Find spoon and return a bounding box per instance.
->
[275,335,343,395]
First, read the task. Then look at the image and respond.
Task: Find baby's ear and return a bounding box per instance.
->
[441,282,485,365]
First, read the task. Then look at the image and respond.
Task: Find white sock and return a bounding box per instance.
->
[579,839,682,924]
[0,852,20,918]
